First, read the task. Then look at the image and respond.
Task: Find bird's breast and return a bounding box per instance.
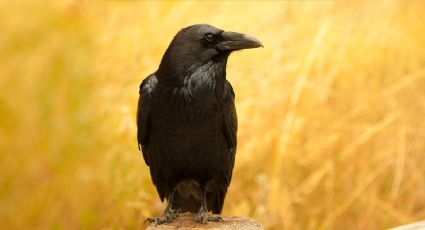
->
[155,79,223,117]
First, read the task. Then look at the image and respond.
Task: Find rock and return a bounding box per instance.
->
[147,213,263,230]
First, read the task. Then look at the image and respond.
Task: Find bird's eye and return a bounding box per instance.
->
[204,33,216,42]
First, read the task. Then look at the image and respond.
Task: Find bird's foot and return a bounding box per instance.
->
[196,208,223,224]
[144,207,181,225]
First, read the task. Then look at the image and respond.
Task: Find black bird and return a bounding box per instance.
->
[137,24,262,224]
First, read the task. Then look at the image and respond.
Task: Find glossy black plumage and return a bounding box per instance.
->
[137,24,261,222]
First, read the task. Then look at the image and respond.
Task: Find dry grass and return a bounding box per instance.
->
[1,0,425,229]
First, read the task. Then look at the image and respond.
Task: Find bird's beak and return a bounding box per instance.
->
[216,31,263,51]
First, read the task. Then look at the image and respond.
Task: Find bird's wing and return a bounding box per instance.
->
[223,80,238,171]
[223,81,238,154]
[208,80,237,214]
[137,74,157,166]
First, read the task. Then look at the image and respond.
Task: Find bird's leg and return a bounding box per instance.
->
[196,190,223,224]
[144,188,180,225]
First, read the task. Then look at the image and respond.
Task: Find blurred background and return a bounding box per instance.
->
[1,0,425,229]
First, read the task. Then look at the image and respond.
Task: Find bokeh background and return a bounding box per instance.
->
[1,0,425,229]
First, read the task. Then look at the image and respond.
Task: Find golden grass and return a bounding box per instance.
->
[1,0,425,229]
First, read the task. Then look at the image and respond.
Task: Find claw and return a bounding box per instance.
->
[208,215,223,222]
[144,207,180,225]
[196,214,207,224]
[196,208,223,224]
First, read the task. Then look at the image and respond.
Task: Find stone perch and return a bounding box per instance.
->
[147,213,263,230]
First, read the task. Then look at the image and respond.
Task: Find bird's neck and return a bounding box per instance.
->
[157,55,229,97]
[186,60,227,99]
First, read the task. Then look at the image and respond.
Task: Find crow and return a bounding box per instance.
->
[137,24,262,224]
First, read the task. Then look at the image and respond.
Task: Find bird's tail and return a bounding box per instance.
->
[172,192,201,213]
[172,191,225,214]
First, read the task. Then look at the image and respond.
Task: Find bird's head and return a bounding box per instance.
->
[157,24,262,81]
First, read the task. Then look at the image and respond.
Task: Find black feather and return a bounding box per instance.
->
[137,24,260,214]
